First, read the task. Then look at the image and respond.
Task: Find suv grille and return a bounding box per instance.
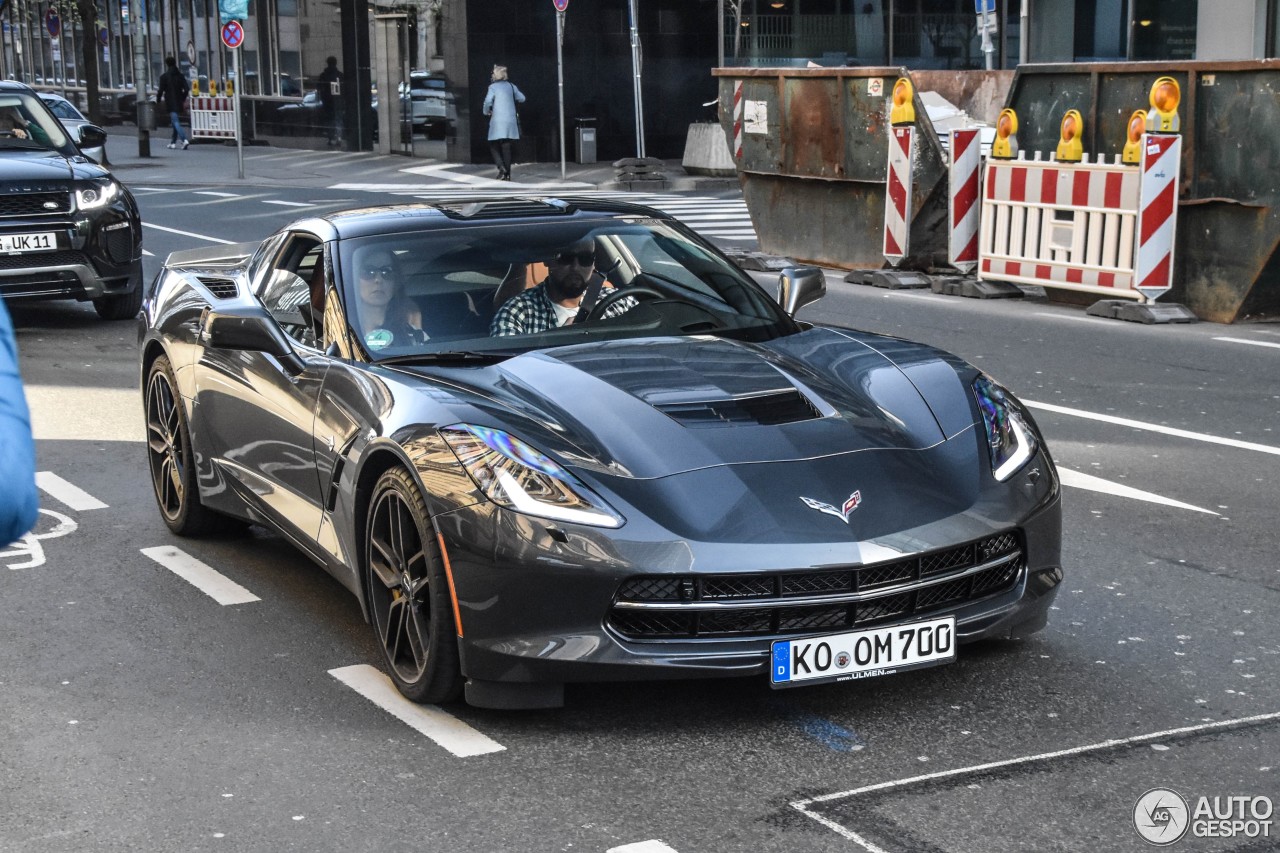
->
[608,531,1024,640]
[0,192,71,217]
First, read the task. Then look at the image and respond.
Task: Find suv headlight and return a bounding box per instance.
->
[972,375,1036,482]
[441,424,624,528]
[75,179,120,211]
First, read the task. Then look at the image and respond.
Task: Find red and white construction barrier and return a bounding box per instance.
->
[979,154,1141,295]
[1134,133,1181,301]
[190,96,238,140]
[883,126,915,266]
[948,128,981,273]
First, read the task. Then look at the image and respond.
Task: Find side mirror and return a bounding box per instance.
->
[78,124,108,150]
[205,305,306,376]
[777,266,826,317]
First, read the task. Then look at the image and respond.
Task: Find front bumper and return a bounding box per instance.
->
[0,209,141,302]
[438,483,1062,687]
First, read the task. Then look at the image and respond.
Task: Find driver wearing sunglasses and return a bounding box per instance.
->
[490,238,633,337]
[352,247,426,350]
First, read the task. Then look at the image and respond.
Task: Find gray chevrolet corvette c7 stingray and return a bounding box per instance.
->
[139,197,1062,709]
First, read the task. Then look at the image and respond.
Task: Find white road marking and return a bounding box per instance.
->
[142,222,235,244]
[1058,468,1218,515]
[1026,400,1280,456]
[35,471,108,510]
[142,249,154,256]
[791,710,1280,853]
[261,199,313,207]
[1214,336,1280,350]
[1,508,77,570]
[194,191,241,198]
[140,546,261,606]
[607,841,680,853]
[1032,311,1104,322]
[328,664,505,757]
[25,385,144,442]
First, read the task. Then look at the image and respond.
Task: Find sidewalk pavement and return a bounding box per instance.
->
[101,124,736,193]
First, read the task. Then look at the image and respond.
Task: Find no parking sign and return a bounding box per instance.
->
[45,7,60,37]
[220,20,243,49]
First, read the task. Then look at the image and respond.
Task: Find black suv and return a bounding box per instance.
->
[0,81,143,320]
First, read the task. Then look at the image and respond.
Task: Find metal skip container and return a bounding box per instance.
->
[714,67,952,271]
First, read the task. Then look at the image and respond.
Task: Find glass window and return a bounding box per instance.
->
[1131,0,1197,60]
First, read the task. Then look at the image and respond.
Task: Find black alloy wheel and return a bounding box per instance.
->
[366,467,462,704]
[144,356,233,536]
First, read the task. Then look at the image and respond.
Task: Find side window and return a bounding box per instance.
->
[258,235,325,349]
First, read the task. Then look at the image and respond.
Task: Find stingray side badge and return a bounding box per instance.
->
[800,490,862,524]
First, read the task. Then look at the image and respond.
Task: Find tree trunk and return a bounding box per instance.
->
[76,0,104,125]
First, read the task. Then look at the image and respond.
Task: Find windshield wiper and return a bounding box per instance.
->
[378,350,515,366]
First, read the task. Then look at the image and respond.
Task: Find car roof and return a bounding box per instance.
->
[300,197,673,241]
[0,81,37,94]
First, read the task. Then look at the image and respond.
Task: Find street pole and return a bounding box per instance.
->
[1020,0,1030,65]
[233,47,243,179]
[557,9,565,179]
[627,0,644,158]
[131,0,150,157]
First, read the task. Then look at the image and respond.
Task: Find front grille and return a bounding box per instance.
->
[608,531,1024,640]
[103,227,134,264]
[0,249,86,271]
[0,192,70,217]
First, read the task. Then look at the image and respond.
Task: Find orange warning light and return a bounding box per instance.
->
[992,108,1018,159]
[1147,76,1181,133]
[889,77,915,126]
[1056,109,1084,163]
[1122,110,1146,164]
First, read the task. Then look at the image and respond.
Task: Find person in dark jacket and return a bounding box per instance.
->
[159,56,190,150]
[0,298,38,547]
[318,56,342,146]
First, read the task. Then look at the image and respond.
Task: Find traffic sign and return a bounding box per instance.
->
[220,20,244,49]
[45,8,60,37]
[553,0,568,10]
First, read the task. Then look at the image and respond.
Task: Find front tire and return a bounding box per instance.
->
[365,467,462,704]
[145,355,239,536]
[94,279,143,320]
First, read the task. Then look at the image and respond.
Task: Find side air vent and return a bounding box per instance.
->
[435,199,576,220]
[198,277,239,299]
[656,389,821,428]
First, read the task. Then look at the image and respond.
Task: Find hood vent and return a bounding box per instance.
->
[198,277,239,299]
[657,389,821,428]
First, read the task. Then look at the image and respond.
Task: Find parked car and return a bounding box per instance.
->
[38,92,108,164]
[0,82,143,319]
[139,198,1061,710]
[400,70,453,139]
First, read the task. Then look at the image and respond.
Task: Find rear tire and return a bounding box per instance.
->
[145,355,242,536]
[94,278,143,320]
[365,467,462,705]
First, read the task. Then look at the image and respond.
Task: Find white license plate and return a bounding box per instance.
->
[0,232,57,254]
[770,615,956,688]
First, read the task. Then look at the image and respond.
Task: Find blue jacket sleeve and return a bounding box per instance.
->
[0,299,37,546]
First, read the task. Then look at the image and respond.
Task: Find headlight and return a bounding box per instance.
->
[441,424,624,528]
[972,375,1036,482]
[75,179,120,211]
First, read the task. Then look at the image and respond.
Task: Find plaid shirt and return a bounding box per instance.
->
[489,281,632,337]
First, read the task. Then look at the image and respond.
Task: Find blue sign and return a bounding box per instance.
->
[219,0,248,24]
[45,8,61,38]
[974,0,995,12]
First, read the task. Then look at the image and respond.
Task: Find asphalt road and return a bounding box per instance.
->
[3,179,1279,853]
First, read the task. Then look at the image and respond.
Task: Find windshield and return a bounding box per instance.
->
[0,92,71,151]
[337,216,792,361]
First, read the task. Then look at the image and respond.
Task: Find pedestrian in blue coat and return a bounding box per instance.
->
[482,65,525,181]
[0,298,38,547]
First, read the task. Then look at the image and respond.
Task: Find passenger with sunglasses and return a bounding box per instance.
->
[352,247,425,350]
[490,239,633,337]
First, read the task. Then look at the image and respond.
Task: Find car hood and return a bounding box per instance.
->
[442,328,979,480]
[0,148,99,182]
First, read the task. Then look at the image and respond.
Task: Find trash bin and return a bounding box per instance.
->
[574,117,596,164]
